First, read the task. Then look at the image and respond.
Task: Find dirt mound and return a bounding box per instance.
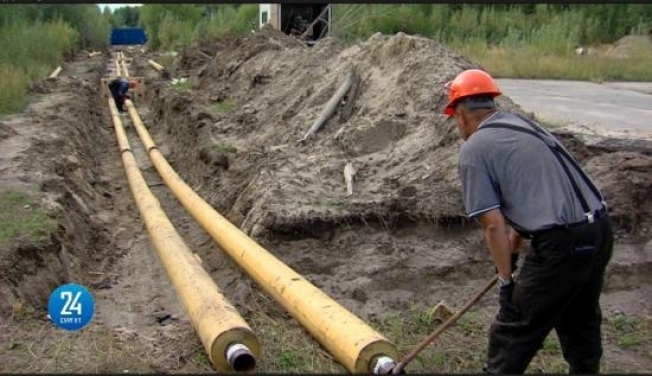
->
[0,122,17,140]
[140,30,652,319]
[154,32,531,239]
[604,35,652,58]
[178,24,304,75]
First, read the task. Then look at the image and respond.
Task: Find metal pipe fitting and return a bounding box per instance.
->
[373,356,399,375]
[226,343,256,372]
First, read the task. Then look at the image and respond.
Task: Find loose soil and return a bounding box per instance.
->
[603,34,652,58]
[1,29,651,373]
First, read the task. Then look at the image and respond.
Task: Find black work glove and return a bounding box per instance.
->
[498,282,513,306]
[496,281,519,322]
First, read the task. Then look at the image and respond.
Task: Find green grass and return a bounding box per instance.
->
[370,303,491,373]
[0,65,31,114]
[0,19,77,114]
[370,303,652,373]
[240,293,345,373]
[209,99,235,115]
[0,314,212,373]
[2,267,650,373]
[192,351,211,367]
[607,314,651,351]
[156,54,175,70]
[0,190,60,248]
[452,38,652,82]
[215,140,237,154]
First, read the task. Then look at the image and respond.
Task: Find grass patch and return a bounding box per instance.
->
[210,99,235,115]
[370,303,650,373]
[156,54,176,71]
[453,41,652,81]
[0,190,60,248]
[3,288,650,372]
[242,291,345,373]
[606,314,651,351]
[215,140,237,154]
[370,303,489,373]
[0,65,32,115]
[193,351,212,367]
[0,19,77,114]
[0,316,214,373]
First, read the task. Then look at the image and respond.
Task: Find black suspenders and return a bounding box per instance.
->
[480,115,605,224]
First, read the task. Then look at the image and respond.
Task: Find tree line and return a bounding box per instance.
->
[130,4,651,51]
[0,4,650,113]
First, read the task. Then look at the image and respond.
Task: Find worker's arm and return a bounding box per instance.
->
[508,227,523,254]
[478,209,513,280]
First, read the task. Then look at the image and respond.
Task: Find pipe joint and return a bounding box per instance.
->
[226,343,256,372]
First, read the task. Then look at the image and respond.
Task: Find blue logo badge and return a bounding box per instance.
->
[47,283,95,331]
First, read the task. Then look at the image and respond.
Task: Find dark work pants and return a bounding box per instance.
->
[108,81,125,112]
[486,214,614,374]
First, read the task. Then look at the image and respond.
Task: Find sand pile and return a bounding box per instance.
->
[604,34,652,58]
[157,30,530,238]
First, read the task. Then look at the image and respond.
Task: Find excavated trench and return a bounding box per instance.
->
[138,29,652,319]
[1,30,652,372]
[0,66,116,313]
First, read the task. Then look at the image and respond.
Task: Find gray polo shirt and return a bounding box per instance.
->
[458,112,604,233]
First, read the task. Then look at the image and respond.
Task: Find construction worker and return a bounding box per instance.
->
[108,77,136,113]
[288,13,307,37]
[443,69,613,374]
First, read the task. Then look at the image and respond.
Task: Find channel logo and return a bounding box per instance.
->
[47,283,95,331]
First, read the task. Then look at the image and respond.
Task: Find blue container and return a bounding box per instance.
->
[110,28,148,46]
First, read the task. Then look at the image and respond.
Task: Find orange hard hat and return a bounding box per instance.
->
[443,69,501,116]
[128,80,137,89]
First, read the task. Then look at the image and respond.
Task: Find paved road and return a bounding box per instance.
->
[496,79,652,140]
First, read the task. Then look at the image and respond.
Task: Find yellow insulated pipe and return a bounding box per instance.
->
[114,59,122,77]
[113,52,121,76]
[124,99,399,374]
[121,56,130,77]
[148,59,164,72]
[49,66,62,78]
[122,62,130,78]
[88,51,102,58]
[114,51,125,77]
[108,99,261,372]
